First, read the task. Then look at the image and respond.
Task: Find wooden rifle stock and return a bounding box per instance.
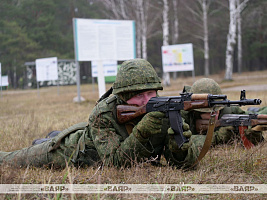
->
[184,100,209,111]
[117,104,147,124]
[250,114,267,126]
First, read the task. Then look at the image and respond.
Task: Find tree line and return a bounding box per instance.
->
[0,0,266,88]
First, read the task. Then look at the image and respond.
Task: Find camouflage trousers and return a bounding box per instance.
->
[0,141,53,167]
[0,122,100,168]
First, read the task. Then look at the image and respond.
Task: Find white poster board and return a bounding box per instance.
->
[73,18,136,100]
[73,18,136,61]
[36,57,58,82]
[0,76,8,86]
[96,61,106,97]
[162,43,194,72]
[91,60,117,77]
[0,63,2,97]
[0,63,1,87]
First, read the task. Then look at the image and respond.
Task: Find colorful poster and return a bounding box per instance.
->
[162,43,194,72]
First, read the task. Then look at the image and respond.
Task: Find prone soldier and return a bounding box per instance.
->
[0,59,199,169]
[179,78,264,148]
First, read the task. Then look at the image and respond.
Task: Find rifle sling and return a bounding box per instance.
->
[192,113,216,167]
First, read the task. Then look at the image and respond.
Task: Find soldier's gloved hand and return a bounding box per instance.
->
[244,126,263,145]
[168,119,192,152]
[244,126,258,135]
[213,126,234,144]
[135,111,165,139]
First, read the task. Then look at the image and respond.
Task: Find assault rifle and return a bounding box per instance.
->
[117,90,261,148]
[196,113,267,149]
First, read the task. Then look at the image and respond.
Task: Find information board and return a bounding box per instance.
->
[36,57,58,82]
[0,63,1,86]
[91,60,117,77]
[0,76,8,86]
[73,18,136,61]
[0,62,8,87]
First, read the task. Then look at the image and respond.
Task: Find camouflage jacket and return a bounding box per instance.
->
[80,95,199,168]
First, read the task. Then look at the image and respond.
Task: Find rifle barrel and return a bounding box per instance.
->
[210,99,261,106]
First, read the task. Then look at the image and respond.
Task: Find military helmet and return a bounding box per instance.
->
[190,78,223,112]
[190,78,222,95]
[112,59,163,96]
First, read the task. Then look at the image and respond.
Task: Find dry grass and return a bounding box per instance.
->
[0,71,267,199]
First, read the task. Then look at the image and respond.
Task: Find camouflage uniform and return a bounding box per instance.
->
[256,107,267,114]
[246,106,267,115]
[182,78,264,146]
[0,59,200,169]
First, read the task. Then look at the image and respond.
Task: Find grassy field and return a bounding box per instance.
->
[0,71,266,199]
